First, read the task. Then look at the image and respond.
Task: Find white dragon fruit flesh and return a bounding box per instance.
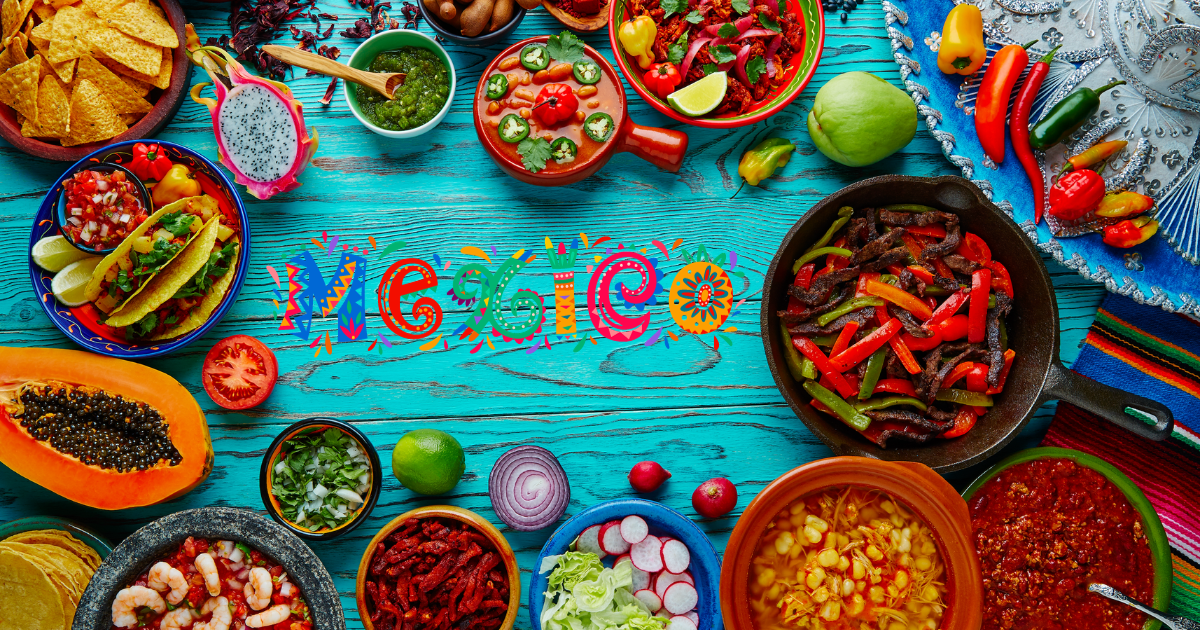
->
[188,44,318,200]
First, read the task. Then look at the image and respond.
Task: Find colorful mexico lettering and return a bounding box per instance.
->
[267,234,744,356]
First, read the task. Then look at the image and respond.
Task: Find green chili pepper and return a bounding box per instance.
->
[935,389,994,406]
[781,323,807,381]
[236,542,253,557]
[803,380,871,431]
[858,348,888,399]
[485,74,508,100]
[880,274,899,286]
[816,297,885,327]
[1030,80,1126,150]
[801,357,818,380]
[882,203,937,213]
[794,247,853,271]
[584,113,615,142]
[999,317,1008,352]
[853,396,929,413]
[572,60,601,84]
[521,44,550,70]
[737,138,796,189]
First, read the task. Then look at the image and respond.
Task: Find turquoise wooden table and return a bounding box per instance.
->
[0,2,1106,626]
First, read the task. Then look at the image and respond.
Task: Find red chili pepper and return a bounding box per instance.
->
[873,379,917,397]
[793,336,857,398]
[533,84,579,126]
[829,318,902,373]
[955,232,992,264]
[941,406,978,438]
[1102,216,1159,248]
[937,314,969,341]
[129,142,173,181]
[855,271,881,298]
[1066,139,1127,172]
[1012,46,1059,224]
[901,330,942,352]
[643,62,682,99]
[985,349,1016,395]
[831,320,860,357]
[905,225,947,239]
[984,260,1013,298]
[975,40,1036,163]
[968,269,990,344]
[928,288,969,326]
[876,307,922,374]
[1049,169,1106,221]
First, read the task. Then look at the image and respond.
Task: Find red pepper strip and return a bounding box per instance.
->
[901,330,942,352]
[865,279,933,320]
[1012,46,1058,224]
[826,237,850,271]
[905,224,947,239]
[932,257,955,281]
[794,337,857,398]
[828,318,902,373]
[975,40,1035,163]
[985,349,1016,395]
[819,371,860,398]
[937,314,969,341]
[873,379,917,397]
[965,363,989,393]
[922,296,938,311]
[900,233,924,261]
[941,406,978,439]
[831,320,860,357]
[942,361,979,390]
[972,405,989,415]
[984,260,1014,298]
[855,271,880,298]
[788,263,816,313]
[886,264,905,278]
[929,289,969,326]
[876,308,922,374]
[955,232,992,264]
[968,269,991,344]
[906,265,935,285]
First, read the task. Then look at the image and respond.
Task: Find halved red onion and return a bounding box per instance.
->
[488,445,570,531]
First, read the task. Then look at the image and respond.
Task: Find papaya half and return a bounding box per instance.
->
[0,347,213,510]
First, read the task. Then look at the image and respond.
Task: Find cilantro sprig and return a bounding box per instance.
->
[174,242,237,300]
[710,45,737,65]
[746,56,767,83]
[547,31,585,63]
[717,22,739,38]
[660,0,687,18]
[270,428,374,532]
[731,0,750,14]
[518,137,553,173]
[667,32,689,65]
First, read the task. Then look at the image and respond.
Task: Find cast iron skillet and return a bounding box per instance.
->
[760,175,1173,472]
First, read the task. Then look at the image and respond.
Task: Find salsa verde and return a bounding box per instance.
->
[358,47,449,131]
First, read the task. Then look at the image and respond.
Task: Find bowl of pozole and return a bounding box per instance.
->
[473,33,690,186]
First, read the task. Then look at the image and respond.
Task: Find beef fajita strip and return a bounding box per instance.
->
[850,229,905,265]
[943,254,981,275]
[924,344,987,404]
[878,210,959,227]
[861,247,911,272]
[889,304,932,338]
[853,207,879,242]
[986,292,1013,387]
[788,307,877,336]
[921,223,962,261]
[787,267,862,305]
[865,410,953,432]
[779,288,850,324]
[898,267,926,297]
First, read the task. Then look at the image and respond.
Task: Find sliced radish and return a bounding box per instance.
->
[663,582,699,615]
[679,571,694,586]
[613,554,631,568]
[655,610,672,620]
[577,525,605,557]
[600,521,631,555]
[634,589,662,612]
[655,571,692,598]
[630,536,664,573]
[629,562,651,592]
[660,538,691,574]
[620,515,649,545]
[668,616,698,630]
[684,611,699,625]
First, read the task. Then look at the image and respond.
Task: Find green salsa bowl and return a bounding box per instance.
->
[962,447,1172,630]
[344,29,456,139]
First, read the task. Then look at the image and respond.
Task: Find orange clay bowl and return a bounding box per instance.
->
[720,457,983,630]
[0,0,189,161]
[355,505,521,630]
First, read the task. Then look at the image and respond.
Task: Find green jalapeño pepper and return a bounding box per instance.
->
[736,137,795,190]
[585,113,615,142]
[521,44,549,70]
[803,380,871,431]
[550,137,578,164]
[485,74,509,100]
[1030,80,1125,150]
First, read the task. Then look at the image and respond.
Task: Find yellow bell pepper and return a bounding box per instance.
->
[620,16,657,69]
[937,4,985,75]
[152,164,202,206]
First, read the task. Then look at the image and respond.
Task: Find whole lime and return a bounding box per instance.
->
[807,71,917,167]
[392,429,465,495]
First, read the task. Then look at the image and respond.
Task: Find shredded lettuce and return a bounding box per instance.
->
[540,551,667,630]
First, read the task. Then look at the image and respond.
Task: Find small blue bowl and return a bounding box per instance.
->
[530,498,723,630]
[55,162,151,256]
[0,515,113,560]
[29,140,251,358]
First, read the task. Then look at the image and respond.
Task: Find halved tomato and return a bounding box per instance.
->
[202,335,278,410]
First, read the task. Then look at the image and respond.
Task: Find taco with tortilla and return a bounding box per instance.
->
[120,235,241,341]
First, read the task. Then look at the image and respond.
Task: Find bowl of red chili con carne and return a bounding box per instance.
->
[355,505,520,630]
[962,447,1172,630]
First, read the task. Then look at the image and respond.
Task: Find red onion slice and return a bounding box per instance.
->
[680,36,713,80]
[488,445,570,531]
[735,28,778,41]
[765,34,782,77]
[734,44,753,85]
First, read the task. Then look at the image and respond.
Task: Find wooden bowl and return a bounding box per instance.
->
[355,505,521,630]
[543,0,609,32]
[0,0,190,162]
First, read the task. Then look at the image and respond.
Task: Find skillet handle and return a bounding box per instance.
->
[616,120,688,172]
[1044,361,1174,441]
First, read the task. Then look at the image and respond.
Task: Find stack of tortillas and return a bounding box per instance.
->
[0,529,101,630]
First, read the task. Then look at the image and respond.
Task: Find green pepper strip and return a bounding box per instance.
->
[811,334,837,347]
[853,396,928,413]
[800,357,818,380]
[998,318,1008,352]
[882,203,937,213]
[781,323,807,381]
[794,247,853,272]
[858,348,888,399]
[816,297,884,327]
[803,380,871,431]
[935,389,994,406]
[798,206,853,254]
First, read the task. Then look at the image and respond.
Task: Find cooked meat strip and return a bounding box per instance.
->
[863,411,953,433]
[861,247,910,273]
[928,407,957,422]
[928,267,961,291]
[985,292,1013,387]
[846,218,866,249]
[921,223,962,261]
[866,425,934,448]
[943,254,981,275]
[850,229,904,265]
[854,207,879,242]
[787,267,861,305]
[924,345,987,404]
[898,267,926,297]
[778,288,849,324]
[788,306,875,336]
[885,349,907,379]
[878,210,959,227]
[889,304,932,338]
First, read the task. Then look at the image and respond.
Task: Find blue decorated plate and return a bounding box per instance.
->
[0,515,113,560]
[530,498,723,629]
[28,140,250,358]
[882,0,1200,315]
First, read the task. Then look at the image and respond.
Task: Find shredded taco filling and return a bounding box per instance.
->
[96,211,199,313]
[126,241,238,339]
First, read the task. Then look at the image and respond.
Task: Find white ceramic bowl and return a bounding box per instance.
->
[343,29,456,139]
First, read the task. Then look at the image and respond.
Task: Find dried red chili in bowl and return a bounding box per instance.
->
[356,506,521,630]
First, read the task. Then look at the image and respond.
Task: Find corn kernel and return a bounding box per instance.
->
[881,501,895,514]
[842,578,855,596]
[869,586,885,603]
[836,555,850,572]
[890,513,905,527]
[856,579,866,592]
[812,587,830,603]
[852,560,866,579]
[757,568,776,587]
[837,533,850,547]
[817,548,839,567]
[895,570,910,590]
[803,526,823,545]
[866,545,883,561]
[899,553,911,567]
[922,585,940,602]
[819,601,841,621]
[915,557,932,571]
[902,527,912,539]
[767,583,781,600]
[775,531,795,555]
[806,515,829,532]
[920,605,932,618]
[849,593,865,615]
[806,568,825,589]
[924,620,938,630]
[888,624,906,630]
[790,503,806,515]
[898,538,912,553]
[790,514,806,528]
[887,584,899,598]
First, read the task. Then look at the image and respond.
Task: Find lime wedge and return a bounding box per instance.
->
[51,257,102,307]
[667,71,728,117]
[32,235,91,272]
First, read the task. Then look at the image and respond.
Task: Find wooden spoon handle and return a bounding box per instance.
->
[261,45,393,95]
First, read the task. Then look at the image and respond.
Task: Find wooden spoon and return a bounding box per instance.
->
[542,0,609,31]
[262,45,406,99]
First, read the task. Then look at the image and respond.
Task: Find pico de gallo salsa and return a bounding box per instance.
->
[61,169,149,252]
[110,537,311,630]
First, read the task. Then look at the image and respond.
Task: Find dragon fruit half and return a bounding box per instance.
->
[186,31,318,201]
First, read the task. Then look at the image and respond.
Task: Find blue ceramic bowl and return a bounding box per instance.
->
[55,162,151,256]
[529,498,723,629]
[0,515,113,560]
[29,140,250,358]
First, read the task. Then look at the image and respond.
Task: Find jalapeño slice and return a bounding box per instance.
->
[584,112,615,142]
[550,137,578,164]
[573,59,601,85]
[485,74,509,99]
[520,45,550,71]
[499,114,530,143]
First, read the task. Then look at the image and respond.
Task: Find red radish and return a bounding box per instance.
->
[655,571,692,598]
[629,561,651,592]
[660,538,691,574]
[663,582,699,615]
[577,525,605,557]
[678,571,694,586]
[692,477,737,518]
[668,617,698,630]
[685,611,699,624]
[628,461,672,492]
[634,589,662,612]
[630,536,664,573]
[655,610,672,620]
[600,521,631,555]
[620,515,649,545]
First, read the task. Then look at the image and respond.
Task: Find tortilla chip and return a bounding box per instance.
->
[108,216,222,327]
[0,54,38,120]
[95,40,163,87]
[0,31,25,72]
[79,0,123,16]
[117,111,138,125]
[0,549,67,630]
[81,21,155,75]
[31,1,52,19]
[75,53,147,112]
[85,195,205,305]
[61,77,125,145]
[116,72,146,94]
[45,3,88,63]
[20,73,66,135]
[1,0,35,44]
[27,12,48,44]
[101,0,172,47]
[153,236,240,340]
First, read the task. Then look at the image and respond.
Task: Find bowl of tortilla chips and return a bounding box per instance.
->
[0,515,109,630]
[29,140,250,358]
[0,0,188,161]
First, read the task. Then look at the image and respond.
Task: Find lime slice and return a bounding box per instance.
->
[667,71,728,117]
[32,235,91,273]
[51,257,102,307]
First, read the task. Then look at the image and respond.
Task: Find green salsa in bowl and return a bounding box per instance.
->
[345,30,456,138]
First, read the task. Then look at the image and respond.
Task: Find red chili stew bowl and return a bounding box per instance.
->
[721,457,983,630]
[474,36,689,186]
